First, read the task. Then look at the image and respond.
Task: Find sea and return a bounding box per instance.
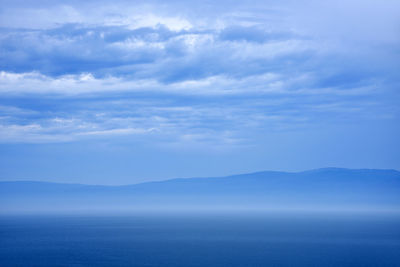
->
[1,212,400,266]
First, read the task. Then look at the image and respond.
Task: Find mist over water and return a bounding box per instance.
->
[1,169,399,266]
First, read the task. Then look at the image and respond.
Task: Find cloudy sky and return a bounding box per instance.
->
[0,0,399,184]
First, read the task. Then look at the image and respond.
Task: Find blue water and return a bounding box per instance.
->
[1,212,400,266]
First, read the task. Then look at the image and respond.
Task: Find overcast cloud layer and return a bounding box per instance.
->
[0,0,399,184]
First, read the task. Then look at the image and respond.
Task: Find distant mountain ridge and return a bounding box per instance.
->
[1,168,400,213]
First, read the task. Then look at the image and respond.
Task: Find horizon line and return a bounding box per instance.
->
[1,167,399,187]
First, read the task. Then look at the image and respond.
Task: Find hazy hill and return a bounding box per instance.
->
[1,168,399,213]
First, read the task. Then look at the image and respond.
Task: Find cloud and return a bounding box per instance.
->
[1,0,398,91]
[0,0,399,149]
[0,81,392,146]
[0,70,381,97]
[0,23,314,82]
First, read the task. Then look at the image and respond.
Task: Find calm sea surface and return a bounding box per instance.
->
[1,212,400,266]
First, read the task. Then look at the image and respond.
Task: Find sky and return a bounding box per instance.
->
[0,0,399,185]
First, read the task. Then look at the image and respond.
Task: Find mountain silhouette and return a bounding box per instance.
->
[1,168,399,213]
